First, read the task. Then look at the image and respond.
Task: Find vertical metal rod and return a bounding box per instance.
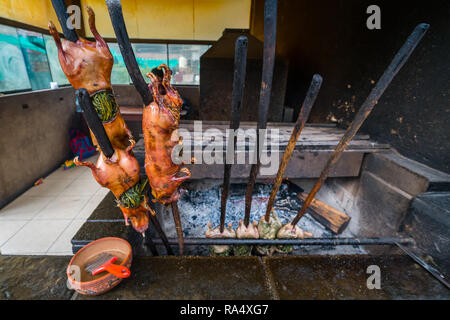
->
[264,74,322,221]
[76,89,115,158]
[171,202,184,255]
[149,213,174,255]
[51,0,79,42]
[244,0,278,226]
[105,0,152,105]
[220,36,248,233]
[291,23,429,226]
[144,235,159,256]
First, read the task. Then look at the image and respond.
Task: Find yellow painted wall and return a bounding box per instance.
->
[0,0,251,41]
[0,0,62,32]
[81,0,251,40]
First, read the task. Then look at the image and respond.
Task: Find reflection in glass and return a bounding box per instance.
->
[43,34,69,86]
[132,43,168,82]
[107,43,131,85]
[168,44,209,85]
[0,25,31,92]
[17,29,52,90]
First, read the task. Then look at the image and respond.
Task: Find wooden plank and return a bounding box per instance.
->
[297,192,351,234]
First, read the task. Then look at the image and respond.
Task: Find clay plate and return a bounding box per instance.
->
[67,237,132,296]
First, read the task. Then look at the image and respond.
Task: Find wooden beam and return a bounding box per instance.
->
[297,192,351,234]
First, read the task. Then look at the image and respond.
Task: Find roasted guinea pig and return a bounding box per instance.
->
[275,223,312,254]
[74,142,149,233]
[256,210,282,256]
[234,220,259,256]
[205,222,236,256]
[143,65,191,204]
[49,6,131,150]
[48,6,112,93]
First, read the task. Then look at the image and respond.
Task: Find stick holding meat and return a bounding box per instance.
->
[74,89,150,234]
[143,65,191,204]
[49,6,150,234]
[49,6,132,150]
[143,65,191,254]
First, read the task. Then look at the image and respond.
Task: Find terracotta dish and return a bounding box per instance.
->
[67,237,132,295]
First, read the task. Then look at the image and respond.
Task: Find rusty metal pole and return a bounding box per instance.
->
[220,36,248,233]
[244,0,278,227]
[264,74,322,222]
[149,213,174,255]
[171,202,184,255]
[291,23,429,227]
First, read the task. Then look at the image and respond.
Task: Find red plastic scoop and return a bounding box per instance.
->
[85,253,130,278]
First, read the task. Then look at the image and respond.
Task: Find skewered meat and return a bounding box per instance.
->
[234,220,259,256]
[49,6,112,93]
[74,141,149,233]
[206,222,236,256]
[275,223,312,254]
[74,144,139,199]
[143,65,191,204]
[256,210,282,256]
[48,6,131,150]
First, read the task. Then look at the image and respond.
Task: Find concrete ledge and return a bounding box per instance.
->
[1,254,448,299]
[400,192,450,280]
[77,256,273,300]
[0,255,72,300]
[363,152,450,195]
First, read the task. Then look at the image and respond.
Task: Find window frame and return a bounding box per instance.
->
[0,18,215,94]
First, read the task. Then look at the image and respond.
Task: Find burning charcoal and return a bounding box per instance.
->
[275,223,313,254]
[256,209,282,256]
[234,220,259,256]
[205,222,236,256]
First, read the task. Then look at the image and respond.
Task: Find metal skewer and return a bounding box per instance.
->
[244,0,278,227]
[106,0,152,105]
[171,202,184,255]
[143,234,158,256]
[50,0,79,42]
[220,36,248,233]
[76,89,115,158]
[151,237,414,246]
[264,74,322,221]
[106,0,179,254]
[148,209,174,255]
[290,23,430,227]
[78,89,161,256]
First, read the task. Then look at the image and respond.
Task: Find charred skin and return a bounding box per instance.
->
[143,65,191,204]
[49,6,132,150]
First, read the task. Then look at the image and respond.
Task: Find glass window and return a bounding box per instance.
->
[168,44,209,85]
[108,43,131,85]
[43,34,69,86]
[17,29,52,90]
[132,43,167,82]
[0,25,31,93]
